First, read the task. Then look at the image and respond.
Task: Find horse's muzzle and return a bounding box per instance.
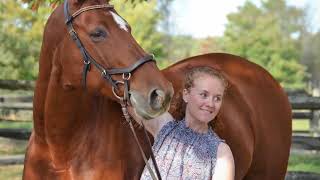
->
[130,84,174,119]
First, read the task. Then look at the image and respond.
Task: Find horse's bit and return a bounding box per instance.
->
[63,1,161,179]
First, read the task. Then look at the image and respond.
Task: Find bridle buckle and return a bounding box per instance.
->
[111,81,125,100]
[122,73,131,80]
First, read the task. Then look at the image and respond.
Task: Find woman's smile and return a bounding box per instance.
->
[200,107,214,114]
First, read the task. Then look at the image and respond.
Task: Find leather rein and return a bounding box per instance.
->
[63,1,161,179]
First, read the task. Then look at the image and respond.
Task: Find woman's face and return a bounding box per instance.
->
[183,74,225,124]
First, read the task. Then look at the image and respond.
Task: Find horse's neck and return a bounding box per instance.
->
[43,75,126,168]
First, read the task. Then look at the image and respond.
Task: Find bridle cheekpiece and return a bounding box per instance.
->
[63,0,155,103]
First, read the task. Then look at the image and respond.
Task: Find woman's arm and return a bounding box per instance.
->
[128,108,174,137]
[142,112,173,137]
[212,143,235,180]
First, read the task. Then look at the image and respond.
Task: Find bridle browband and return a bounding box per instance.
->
[63,1,161,180]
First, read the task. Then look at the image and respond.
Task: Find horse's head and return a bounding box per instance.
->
[57,0,173,119]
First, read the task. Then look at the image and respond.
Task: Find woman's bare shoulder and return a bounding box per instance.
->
[217,143,233,158]
[212,142,235,180]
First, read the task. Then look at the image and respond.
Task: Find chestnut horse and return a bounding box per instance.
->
[165,54,292,180]
[23,0,173,179]
[23,0,292,179]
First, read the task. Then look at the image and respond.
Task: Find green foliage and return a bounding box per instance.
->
[0,0,52,80]
[162,35,224,63]
[0,46,19,79]
[113,0,166,58]
[0,121,33,129]
[1,0,314,90]
[0,165,24,180]
[301,31,320,84]
[21,0,147,10]
[166,35,197,61]
[288,153,320,173]
[292,120,309,131]
[0,0,165,80]
[221,0,307,89]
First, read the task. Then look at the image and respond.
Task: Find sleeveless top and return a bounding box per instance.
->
[140,119,224,180]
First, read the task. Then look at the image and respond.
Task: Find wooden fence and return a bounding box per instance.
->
[0,80,320,148]
[288,89,320,134]
[286,90,320,151]
[0,80,320,179]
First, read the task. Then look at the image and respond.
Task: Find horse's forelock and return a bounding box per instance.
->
[69,0,85,4]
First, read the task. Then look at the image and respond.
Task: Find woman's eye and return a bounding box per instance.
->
[214,96,221,102]
[200,93,207,98]
[89,28,107,42]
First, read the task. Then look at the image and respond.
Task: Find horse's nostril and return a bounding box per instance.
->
[149,89,166,111]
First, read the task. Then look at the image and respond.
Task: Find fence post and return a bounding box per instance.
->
[311,110,320,136]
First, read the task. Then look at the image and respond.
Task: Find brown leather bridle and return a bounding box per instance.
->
[63,1,161,179]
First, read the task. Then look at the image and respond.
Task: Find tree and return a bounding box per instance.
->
[0,0,165,80]
[21,0,147,10]
[0,0,52,80]
[221,0,307,89]
[301,31,320,88]
[113,0,166,58]
[163,36,223,62]
[156,0,174,61]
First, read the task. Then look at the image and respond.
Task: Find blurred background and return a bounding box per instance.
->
[0,0,319,179]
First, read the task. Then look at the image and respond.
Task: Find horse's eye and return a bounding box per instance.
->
[89,28,107,42]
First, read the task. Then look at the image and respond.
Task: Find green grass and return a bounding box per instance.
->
[292,120,309,131]
[0,154,319,180]
[288,153,320,173]
[0,118,309,132]
[0,165,24,180]
[2,118,311,131]
[0,89,33,96]
[0,118,317,179]
[0,121,33,129]
[0,150,319,179]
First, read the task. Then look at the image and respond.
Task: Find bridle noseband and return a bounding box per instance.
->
[63,1,161,180]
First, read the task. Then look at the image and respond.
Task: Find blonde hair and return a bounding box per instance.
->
[184,66,228,91]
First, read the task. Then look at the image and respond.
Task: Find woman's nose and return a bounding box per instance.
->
[206,99,215,108]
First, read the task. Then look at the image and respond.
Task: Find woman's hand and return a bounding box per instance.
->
[127,106,173,138]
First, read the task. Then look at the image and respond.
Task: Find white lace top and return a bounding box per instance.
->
[140,119,224,180]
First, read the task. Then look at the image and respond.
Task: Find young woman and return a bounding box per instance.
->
[131,67,234,180]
